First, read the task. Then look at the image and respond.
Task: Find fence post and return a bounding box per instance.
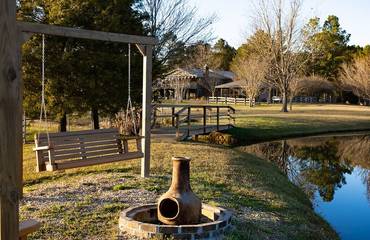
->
[171,107,175,127]
[228,108,231,125]
[175,114,180,139]
[187,107,191,138]
[216,107,220,131]
[203,106,207,134]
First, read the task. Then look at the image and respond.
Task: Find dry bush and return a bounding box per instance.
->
[112,110,141,136]
[341,55,370,101]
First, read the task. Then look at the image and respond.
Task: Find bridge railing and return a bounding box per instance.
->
[152,104,235,139]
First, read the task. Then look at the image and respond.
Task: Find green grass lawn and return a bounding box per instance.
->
[21,104,370,240]
[228,104,370,145]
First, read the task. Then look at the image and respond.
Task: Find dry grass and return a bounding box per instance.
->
[21,104,370,240]
[22,140,338,240]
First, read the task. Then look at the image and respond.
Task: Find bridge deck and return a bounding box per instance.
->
[152,124,233,140]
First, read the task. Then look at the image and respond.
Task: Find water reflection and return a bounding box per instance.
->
[243,134,370,238]
[242,134,370,203]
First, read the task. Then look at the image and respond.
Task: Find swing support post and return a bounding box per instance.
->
[0,0,22,238]
[137,44,152,178]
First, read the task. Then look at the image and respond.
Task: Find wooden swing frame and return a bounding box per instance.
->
[0,1,157,237]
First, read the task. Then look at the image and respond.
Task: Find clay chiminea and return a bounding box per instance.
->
[158,157,201,225]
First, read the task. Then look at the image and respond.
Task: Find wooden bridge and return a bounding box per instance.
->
[151,104,236,140]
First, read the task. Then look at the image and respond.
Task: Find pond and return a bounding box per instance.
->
[242,133,370,240]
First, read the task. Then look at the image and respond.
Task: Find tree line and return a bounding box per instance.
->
[19,0,370,129]
[18,0,216,131]
[230,0,370,111]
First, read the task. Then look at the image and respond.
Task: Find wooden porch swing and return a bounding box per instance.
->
[33,38,144,172]
[34,129,143,172]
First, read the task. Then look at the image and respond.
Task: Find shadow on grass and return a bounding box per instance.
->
[24,166,135,187]
[189,146,339,240]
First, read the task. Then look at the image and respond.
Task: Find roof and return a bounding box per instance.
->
[164,68,234,81]
[215,81,245,89]
[213,70,235,80]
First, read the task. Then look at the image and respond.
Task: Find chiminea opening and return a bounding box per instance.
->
[159,198,179,219]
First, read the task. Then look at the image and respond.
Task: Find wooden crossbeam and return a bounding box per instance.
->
[17,21,157,45]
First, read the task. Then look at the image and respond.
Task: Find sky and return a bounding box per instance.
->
[188,0,370,48]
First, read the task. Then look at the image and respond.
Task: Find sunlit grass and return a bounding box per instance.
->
[22,140,339,239]
[229,104,370,144]
[21,103,370,239]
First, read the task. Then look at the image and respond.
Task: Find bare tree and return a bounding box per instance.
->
[251,0,308,112]
[288,74,328,110]
[183,44,218,69]
[172,78,191,102]
[288,76,304,110]
[340,55,370,104]
[142,0,216,75]
[203,75,219,97]
[231,55,268,107]
[181,44,222,97]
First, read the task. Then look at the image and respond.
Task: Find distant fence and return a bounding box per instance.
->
[293,96,333,103]
[292,96,318,103]
[208,96,255,105]
[209,96,335,104]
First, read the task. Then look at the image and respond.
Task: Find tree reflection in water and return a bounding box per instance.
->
[243,135,370,203]
[295,140,352,201]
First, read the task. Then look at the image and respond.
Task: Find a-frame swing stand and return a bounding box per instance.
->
[0,1,157,238]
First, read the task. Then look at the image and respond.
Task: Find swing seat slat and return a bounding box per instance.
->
[34,128,143,172]
[33,145,52,151]
[46,152,143,171]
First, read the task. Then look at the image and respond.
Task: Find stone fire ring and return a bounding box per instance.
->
[119,204,233,240]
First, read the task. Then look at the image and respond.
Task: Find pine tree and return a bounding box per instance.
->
[19,0,146,130]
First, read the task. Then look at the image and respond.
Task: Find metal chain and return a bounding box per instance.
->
[128,43,131,99]
[125,44,137,135]
[38,34,51,145]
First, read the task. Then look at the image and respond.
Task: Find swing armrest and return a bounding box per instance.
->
[19,219,41,240]
[33,146,52,151]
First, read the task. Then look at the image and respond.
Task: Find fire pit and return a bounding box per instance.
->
[119,203,232,239]
[118,157,233,239]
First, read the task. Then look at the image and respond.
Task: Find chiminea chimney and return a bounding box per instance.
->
[157,157,201,225]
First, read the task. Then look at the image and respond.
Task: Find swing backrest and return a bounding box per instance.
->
[34,128,142,172]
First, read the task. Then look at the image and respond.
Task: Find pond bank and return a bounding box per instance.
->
[226,104,370,146]
[240,133,370,240]
[22,105,370,239]
[22,139,339,239]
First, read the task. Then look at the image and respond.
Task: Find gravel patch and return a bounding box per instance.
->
[21,172,159,240]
